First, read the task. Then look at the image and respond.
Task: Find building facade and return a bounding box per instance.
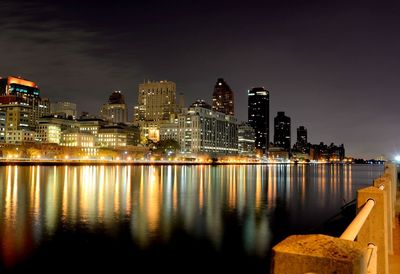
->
[212,78,234,116]
[100,91,128,124]
[0,110,5,143]
[178,100,238,155]
[0,99,35,144]
[98,126,128,147]
[134,80,178,122]
[50,101,77,119]
[133,80,179,142]
[0,76,50,125]
[238,122,256,156]
[36,123,62,144]
[248,87,269,152]
[274,111,291,152]
[61,129,95,148]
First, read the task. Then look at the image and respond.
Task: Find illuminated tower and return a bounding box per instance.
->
[212,78,234,116]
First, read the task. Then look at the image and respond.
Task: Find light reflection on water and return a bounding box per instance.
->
[0,164,383,272]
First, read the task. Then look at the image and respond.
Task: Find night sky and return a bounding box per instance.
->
[1,0,399,159]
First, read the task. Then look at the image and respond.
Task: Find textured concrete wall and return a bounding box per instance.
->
[271,234,367,274]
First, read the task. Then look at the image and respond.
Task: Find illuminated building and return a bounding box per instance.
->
[77,117,107,137]
[0,76,50,124]
[238,122,255,156]
[248,87,269,152]
[36,123,62,144]
[61,129,95,147]
[0,110,5,143]
[50,101,77,119]
[38,115,78,131]
[133,80,181,142]
[178,100,238,155]
[98,126,128,147]
[134,80,178,122]
[212,78,234,116]
[159,118,179,141]
[0,97,36,144]
[100,91,128,124]
[274,111,291,153]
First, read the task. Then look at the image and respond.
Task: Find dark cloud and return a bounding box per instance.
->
[1,0,399,158]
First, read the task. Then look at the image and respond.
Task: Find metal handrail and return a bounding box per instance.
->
[340,199,375,241]
[339,184,385,241]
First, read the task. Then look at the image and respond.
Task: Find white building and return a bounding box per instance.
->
[178,100,238,155]
[61,129,95,148]
[36,123,61,144]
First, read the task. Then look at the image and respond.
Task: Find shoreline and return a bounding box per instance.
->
[0,160,384,166]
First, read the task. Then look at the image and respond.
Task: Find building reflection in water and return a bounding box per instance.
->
[0,164,383,269]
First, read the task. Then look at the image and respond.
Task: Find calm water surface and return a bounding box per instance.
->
[0,164,383,273]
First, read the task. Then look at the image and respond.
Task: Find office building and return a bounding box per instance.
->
[212,78,234,116]
[178,100,238,155]
[248,87,269,152]
[0,110,6,143]
[100,91,128,124]
[134,80,178,122]
[98,126,128,147]
[50,101,77,119]
[293,126,308,154]
[133,80,180,142]
[274,111,291,152]
[36,123,62,144]
[0,97,36,144]
[0,76,50,124]
[61,129,95,148]
[238,122,256,156]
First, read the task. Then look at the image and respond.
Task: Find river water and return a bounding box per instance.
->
[0,164,383,273]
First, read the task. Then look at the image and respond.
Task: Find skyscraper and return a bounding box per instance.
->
[274,111,291,152]
[0,76,50,124]
[212,78,234,116]
[133,80,179,142]
[101,91,128,124]
[248,87,269,152]
[297,126,307,144]
[134,80,178,122]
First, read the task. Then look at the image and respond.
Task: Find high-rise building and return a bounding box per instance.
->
[50,101,77,119]
[0,110,6,143]
[133,80,179,142]
[248,87,269,152]
[297,126,307,146]
[0,76,50,124]
[101,91,128,124]
[134,80,178,122]
[293,126,308,153]
[274,111,291,152]
[238,122,256,156]
[212,78,234,116]
[177,100,238,155]
[0,96,36,144]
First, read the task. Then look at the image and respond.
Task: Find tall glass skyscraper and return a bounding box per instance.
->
[248,87,269,152]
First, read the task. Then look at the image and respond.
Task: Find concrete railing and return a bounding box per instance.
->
[271,163,398,274]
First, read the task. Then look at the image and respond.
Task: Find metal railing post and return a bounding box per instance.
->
[357,186,389,274]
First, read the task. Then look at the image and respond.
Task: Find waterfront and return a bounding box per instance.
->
[0,164,383,273]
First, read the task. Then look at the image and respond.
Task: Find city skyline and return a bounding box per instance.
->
[1,0,399,159]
